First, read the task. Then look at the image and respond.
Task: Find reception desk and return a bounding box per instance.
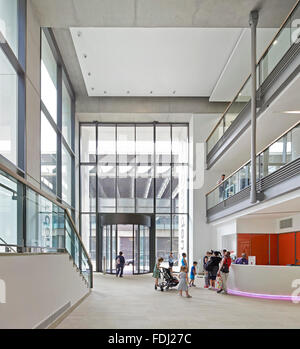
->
[227,264,300,301]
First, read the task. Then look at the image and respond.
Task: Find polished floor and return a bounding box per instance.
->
[56,273,300,329]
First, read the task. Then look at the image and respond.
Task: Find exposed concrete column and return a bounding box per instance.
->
[249,10,259,204]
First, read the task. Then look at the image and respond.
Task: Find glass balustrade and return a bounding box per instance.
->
[207,1,300,154]
[207,122,300,209]
[0,165,92,287]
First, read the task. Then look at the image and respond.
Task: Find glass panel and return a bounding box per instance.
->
[0,172,18,247]
[173,215,188,271]
[291,5,300,46]
[80,126,96,163]
[80,165,96,212]
[172,165,188,213]
[143,226,150,273]
[117,166,135,213]
[291,125,300,161]
[136,166,154,213]
[156,215,171,266]
[81,214,96,270]
[106,225,111,273]
[111,225,117,273]
[62,145,72,205]
[62,81,72,146]
[98,165,116,213]
[0,0,18,56]
[207,120,224,154]
[134,224,139,274]
[156,125,171,164]
[98,126,116,163]
[26,188,64,251]
[239,163,250,191]
[261,20,291,84]
[0,49,18,164]
[102,226,107,271]
[136,125,154,164]
[117,125,135,164]
[41,31,57,122]
[156,165,171,213]
[172,125,188,164]
[41,113,57,194]
[118,224,133,274]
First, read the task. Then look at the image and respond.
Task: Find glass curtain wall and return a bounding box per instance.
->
[80,123,189,271]
[40,29,75,212]
[0,0,26,170]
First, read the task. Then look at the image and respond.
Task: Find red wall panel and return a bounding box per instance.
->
[296,232,300,266]
[269,234,278,265]
[251,234,269,265]
[278,233,295,266]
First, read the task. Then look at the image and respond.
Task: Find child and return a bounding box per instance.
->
[153,257,163,290]
[189,261,197,287]
[181,253,188,268]
[178,266,192,298]
[203,255,209,288]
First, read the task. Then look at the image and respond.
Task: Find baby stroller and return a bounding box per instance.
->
[159,267,179,291]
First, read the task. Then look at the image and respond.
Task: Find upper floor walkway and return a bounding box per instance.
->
[206,1,300,169]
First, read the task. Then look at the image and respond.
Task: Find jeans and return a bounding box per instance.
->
[116,264,124,277]
[220,272,229,293]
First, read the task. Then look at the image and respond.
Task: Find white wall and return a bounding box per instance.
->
[237,217,277,234]
[276,214,300,234]
[0,253,89,329]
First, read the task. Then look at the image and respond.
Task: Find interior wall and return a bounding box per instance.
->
[0,253,89,329]
[25,0,41,188]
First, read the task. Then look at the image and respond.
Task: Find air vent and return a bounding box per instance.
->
[279,218,293,229]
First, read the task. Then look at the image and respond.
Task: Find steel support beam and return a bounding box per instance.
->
[249,10,259,204]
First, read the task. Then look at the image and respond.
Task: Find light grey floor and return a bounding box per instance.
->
[56,273,300,329]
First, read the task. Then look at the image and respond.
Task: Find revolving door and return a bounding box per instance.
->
[100,214,151,275]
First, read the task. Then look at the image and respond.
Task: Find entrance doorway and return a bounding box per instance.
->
[100,214,151,275]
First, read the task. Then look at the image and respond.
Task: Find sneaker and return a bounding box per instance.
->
[204,285,208,289]
[217,289,223,294]
[186,295,192,298]
[192,284,196,287]
[155,285,157,290]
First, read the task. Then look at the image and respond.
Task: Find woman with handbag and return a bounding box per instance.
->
[217,251,231,294]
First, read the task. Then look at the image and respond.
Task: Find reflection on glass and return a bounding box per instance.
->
[62,81,72,146]
[0,172,18,247]
[0,0,18,56]
[98,126,116,163]
[62,145,72,205]
[136,125,154,164]
[80,165,96,212]
[80,126,96,163]
[98,165,116,213]
[173,215,188,268]
[41,31,57,122]
[136,166,154,213]
[117,166,135,213]
[41,113,57,194]
[172,166,188,213]
[172,126,188,164]
[0,49,18,165]
[156,166,171,213]
[81,214,96,270]
[156,126,171,164]
[156,215,171,263]
[117,126,135,164]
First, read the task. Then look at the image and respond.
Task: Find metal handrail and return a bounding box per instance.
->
[0,161,93,286]
[206,0,300,145]
[206,118,300,197]
[0,238,17,253]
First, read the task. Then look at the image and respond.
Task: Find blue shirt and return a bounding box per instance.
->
[181,258,187,267]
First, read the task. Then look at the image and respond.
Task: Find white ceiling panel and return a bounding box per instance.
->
[210,28,278,102]
[70,27,243,97]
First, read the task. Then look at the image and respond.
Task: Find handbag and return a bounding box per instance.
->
[216,275,223,290]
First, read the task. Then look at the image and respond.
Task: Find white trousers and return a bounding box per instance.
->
[220,272,229,293]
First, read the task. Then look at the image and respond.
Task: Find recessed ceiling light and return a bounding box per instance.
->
[91,87,94,91]
[104,91,107,94]
[127,91,130,94]
[83,54,87,59]
[88,72,91,76]
[273,40,278,46]
[150,91,153,94]
[173,90,176,94]
[283,111,300,114]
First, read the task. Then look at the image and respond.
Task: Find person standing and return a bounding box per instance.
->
[178,266,192,298]
[181,253,188,268]
[207,251,222,289]
[116,251,125,277]
[189,262,197,287]
[168,252,174,272]
[217,251,232,294]
[153,257,163,290]
[235,253,248,265]
[203,255,209,288]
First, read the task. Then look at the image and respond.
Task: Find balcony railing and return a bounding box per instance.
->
[206,0,300,155]
[206,120,300,210]
[0,162,93,288]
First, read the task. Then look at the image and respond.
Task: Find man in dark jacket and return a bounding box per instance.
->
[116,251,125,277]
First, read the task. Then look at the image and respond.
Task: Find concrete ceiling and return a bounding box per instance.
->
[31,0,297,28]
